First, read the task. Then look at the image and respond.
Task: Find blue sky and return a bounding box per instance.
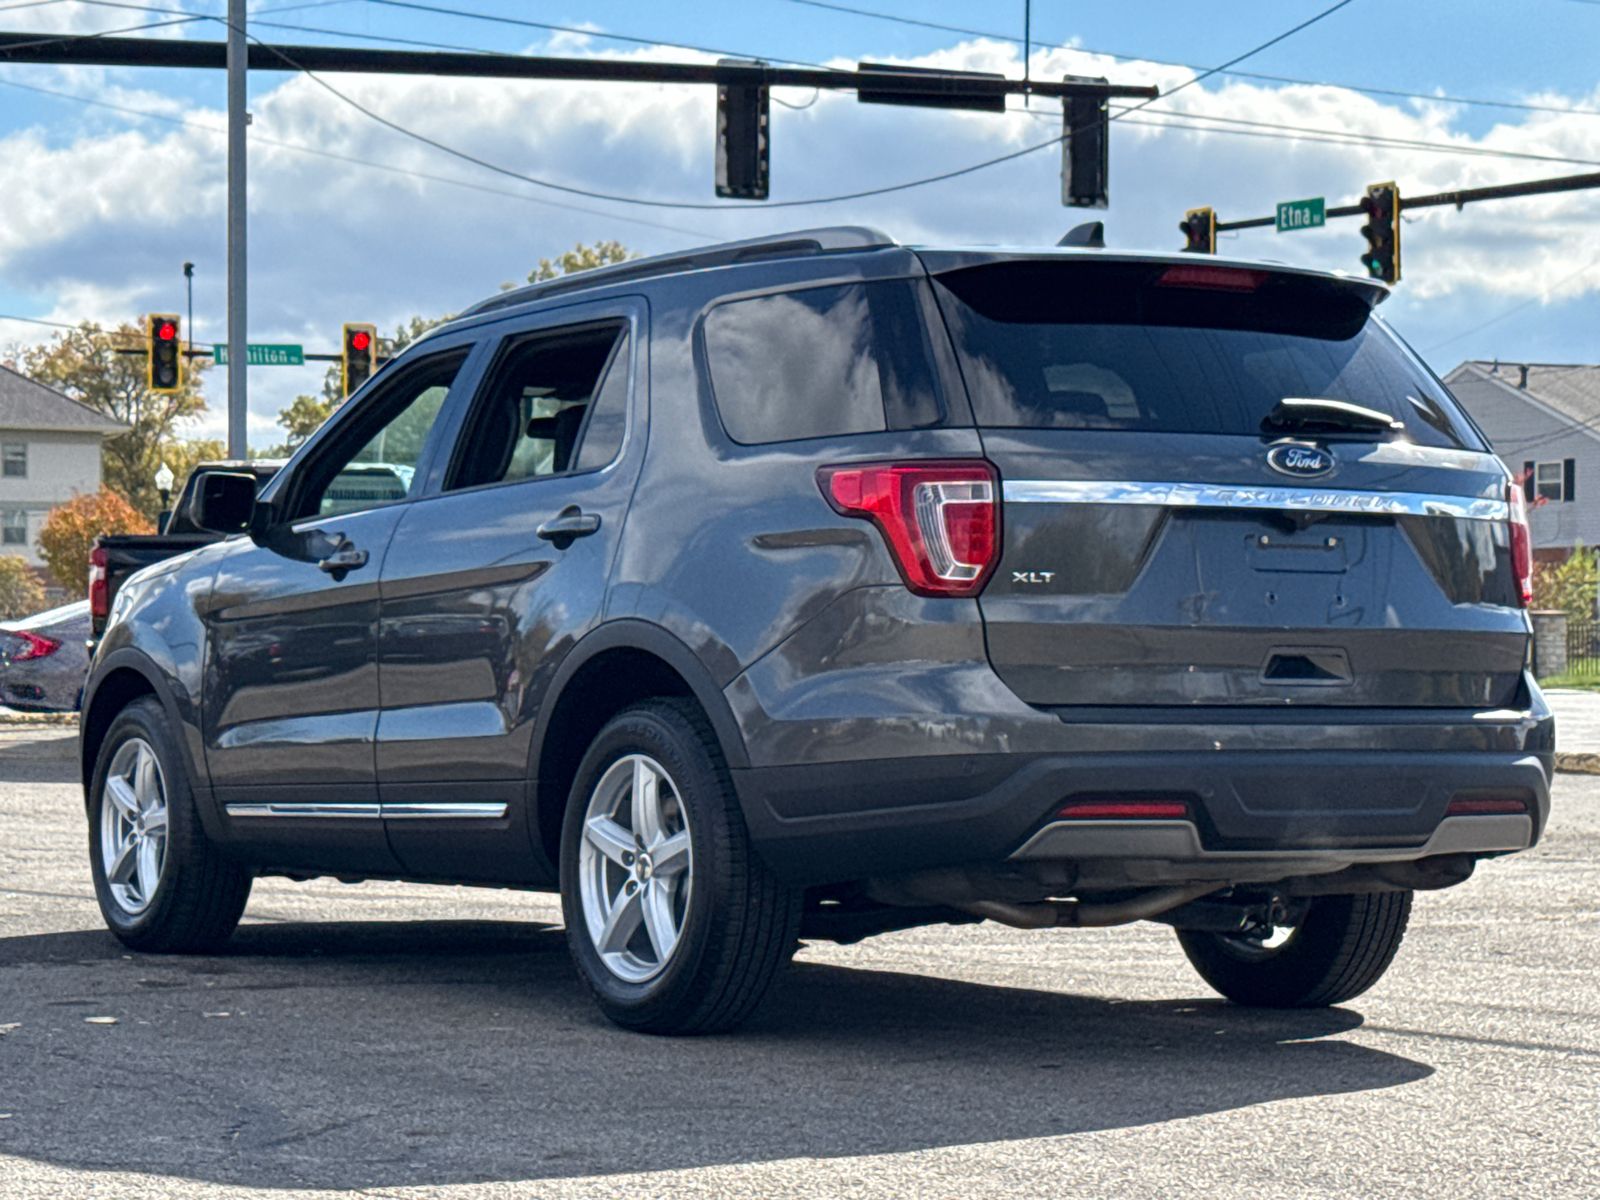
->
[1,0,1598,444]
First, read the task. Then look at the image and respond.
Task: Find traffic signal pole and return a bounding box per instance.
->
[226,0,247,460]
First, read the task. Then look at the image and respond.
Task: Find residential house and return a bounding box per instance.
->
[0,364,128,569]
[1443,361,1600,563]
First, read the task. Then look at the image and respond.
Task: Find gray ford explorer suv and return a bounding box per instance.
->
[81,227,1553,1034]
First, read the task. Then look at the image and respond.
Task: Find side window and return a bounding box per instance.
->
[287,350,468,522]
[573,332,630,472]
[447,322,624,492]
[2,442,26,478]
[702,280,942,445]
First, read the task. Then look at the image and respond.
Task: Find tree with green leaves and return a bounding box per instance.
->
[19,321,210,519]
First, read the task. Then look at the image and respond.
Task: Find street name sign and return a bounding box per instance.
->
[1276,197,1325,232]
[213,343,305,366]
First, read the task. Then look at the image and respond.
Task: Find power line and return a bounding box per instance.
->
[226,0,1354,210]
[0,12,207,52]
[788,0,1600,120]
[358,0,849,73]
[0,74,723,238]
[1425,256,1600,356]
[1031,104,1600,170]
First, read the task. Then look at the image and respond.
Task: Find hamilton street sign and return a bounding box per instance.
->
[213,343,304,366]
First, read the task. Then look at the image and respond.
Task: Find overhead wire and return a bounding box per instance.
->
[225,0,1358,209]
[786,0,1600,121]
[0,74,723,238]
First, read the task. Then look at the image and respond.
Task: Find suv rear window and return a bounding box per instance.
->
[703,280,942,444]
[933,261,1478,449]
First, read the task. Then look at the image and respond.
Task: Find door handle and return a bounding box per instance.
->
[317,540,369,577]
[537,507,601,548]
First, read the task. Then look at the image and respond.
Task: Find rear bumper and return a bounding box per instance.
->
[734,743,1552,887]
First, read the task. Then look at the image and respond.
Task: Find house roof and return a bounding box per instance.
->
[1446,361,1600,436]
[0,364,128,435]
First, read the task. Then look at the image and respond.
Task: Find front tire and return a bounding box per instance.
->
[88,697,252,953]
[559,699,801,1035]
[1176,891,1412,1007]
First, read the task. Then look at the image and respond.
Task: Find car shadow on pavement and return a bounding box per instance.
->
[0,920,1433,1190]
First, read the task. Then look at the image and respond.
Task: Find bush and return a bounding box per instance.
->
[0,555,46,620]
[1531,544,1597,620]
[38,490,152,597]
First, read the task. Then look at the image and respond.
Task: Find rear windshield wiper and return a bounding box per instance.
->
[1261,397,1404,437]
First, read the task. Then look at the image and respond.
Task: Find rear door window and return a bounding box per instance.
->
[702,280,942,444]
[932,261,1480,449]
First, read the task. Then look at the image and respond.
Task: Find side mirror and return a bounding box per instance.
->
[191,471,258,535]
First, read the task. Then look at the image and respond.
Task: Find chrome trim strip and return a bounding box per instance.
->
[1002,479,1508,521]
[224,802,509,820]
[380,803,509,819]
[225,803,380,819]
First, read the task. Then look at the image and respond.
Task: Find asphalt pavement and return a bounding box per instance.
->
[0,730,1596,1199]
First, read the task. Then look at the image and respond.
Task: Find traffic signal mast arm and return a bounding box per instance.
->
[0,32,1156,103]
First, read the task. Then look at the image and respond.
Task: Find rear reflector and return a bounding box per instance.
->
[1154,265,1268,293]
[1446,797,1529,816]
[819,460,999,598]
[1056,799,1190,820]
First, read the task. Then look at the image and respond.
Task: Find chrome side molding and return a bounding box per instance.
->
[1002,479,1508,522]
[226,802,508,820]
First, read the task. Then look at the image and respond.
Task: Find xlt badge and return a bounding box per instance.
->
[1012,571,1056,584]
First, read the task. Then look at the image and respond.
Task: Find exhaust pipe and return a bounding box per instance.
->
[960,884,1219,930]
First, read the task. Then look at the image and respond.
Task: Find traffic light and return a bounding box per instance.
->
[715,58,769,200]
[148,314,182,393]
[1061,78,1110,209]
[342,323,376,398]
[1359,182,1401,284]
[1180,208,1216,254]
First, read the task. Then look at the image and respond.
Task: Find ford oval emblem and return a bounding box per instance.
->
[1266,442,1334,478]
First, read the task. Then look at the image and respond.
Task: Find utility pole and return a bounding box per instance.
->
[226,0,247,460]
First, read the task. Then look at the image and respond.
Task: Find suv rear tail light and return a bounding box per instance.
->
[1507,481,1532,607]
[89,544,109,620]
[818,460,999,598]
[13,630,60,661]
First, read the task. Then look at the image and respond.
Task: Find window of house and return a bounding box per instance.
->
[2,443,26,478]
[1531,460,1574,503]
[2,511,27,545]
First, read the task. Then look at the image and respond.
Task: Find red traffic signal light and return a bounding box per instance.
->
[148,314,182,394]
[342,323,377,399]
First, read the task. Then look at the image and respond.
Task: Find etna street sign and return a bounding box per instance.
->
[213,343,304,366]
[1276,197,1326,232]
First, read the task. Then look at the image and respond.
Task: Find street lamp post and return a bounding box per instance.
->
[154,462,175,533]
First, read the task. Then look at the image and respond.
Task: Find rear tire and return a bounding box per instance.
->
[88,697,252,953]
[1176,891,1412,1007]
[559,699,801,1035]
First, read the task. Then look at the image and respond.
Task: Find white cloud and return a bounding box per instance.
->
[1,36,1598,441]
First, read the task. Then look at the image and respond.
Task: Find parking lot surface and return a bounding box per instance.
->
[1,740,1596,1199]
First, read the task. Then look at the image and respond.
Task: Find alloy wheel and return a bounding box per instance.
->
[100,737,168,916]
[577,753,693,984]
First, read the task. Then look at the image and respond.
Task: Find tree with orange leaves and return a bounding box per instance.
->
[37,490,152,597]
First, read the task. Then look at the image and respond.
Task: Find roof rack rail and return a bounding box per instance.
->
[463,226,897,317]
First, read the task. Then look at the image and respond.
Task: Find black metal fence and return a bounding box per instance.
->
[1567,618,1600,679]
